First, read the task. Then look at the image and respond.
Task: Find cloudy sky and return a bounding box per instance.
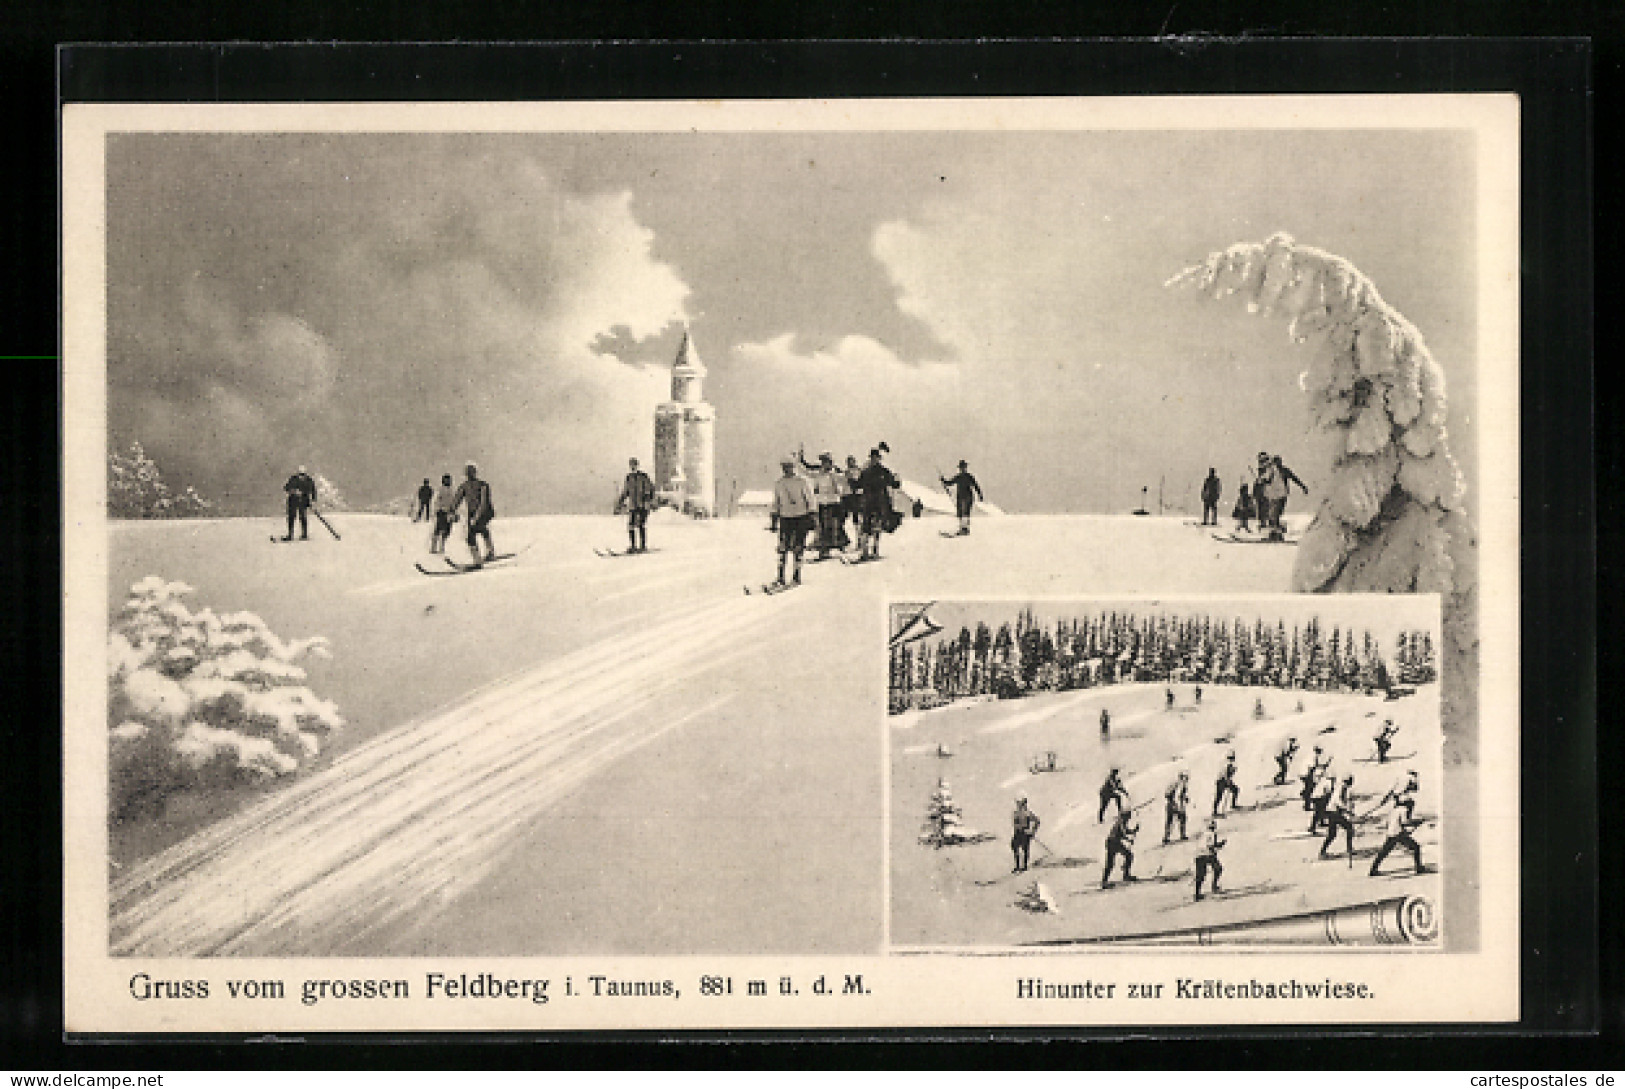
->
[106,128,1476,515]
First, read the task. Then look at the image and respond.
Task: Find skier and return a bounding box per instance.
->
[1200,467,1222,526]
[1253,452,1281,532]
[799,448,847,559]
[769,457,816,588]
[615,457,657,554]
[1099,708,1111,738]
[1267,454,1309,536]
[1308,763,1337,834]
[1164,687,1175,711]
[1319,775,1358,860]
[282,465,317,541]
[1232,482,1255,533]
[1299,746,1330,810]
[429,472,457,554]
[842,455,864,539]
[450,462,497,567]
[856,447,901,561]
[1273,737,1300,786]
[1011,795,1041,874]
[1100,806,1139,889]
[1368,789,1427,877]
[1374,719,1401,763]
[1097,767,1129,823]
[1162,770,1190,844]
[939,459,985,536]
[1253,696,1267,720]
[1195,685,1203,705]
[415,478,433,522]
[1212,750,1240,817]
[1193,818,1226,901]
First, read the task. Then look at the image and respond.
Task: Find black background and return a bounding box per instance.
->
[1,20,1605,1071]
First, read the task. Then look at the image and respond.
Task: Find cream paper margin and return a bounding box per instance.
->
[62,94,1520,1032]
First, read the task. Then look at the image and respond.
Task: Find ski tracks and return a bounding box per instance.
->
[110,595,779,956]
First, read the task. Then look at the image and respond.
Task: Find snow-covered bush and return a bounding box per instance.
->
[310,472,348,511]
[1165,234,1470,600]
[108,442,212,519]
[108,577,344,819]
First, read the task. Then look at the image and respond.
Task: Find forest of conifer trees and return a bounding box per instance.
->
[888,607,1436,714]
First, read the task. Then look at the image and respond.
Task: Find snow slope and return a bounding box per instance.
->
[890,682,1442,948]
[105,511,1369,955]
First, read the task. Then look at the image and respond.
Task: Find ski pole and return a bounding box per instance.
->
[1032,836,1055,858]
[310,506,341,540]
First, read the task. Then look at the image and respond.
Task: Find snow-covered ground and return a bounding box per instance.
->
[106,509,1349,956]
[890,682,1442,949]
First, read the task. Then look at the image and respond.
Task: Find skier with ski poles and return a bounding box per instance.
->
[615,457,657,554]
[769,457,816,588]
[1097,767,1129,823]
[856,445,900,561]
[282,465,317,541]
[1010,795,1041,874]
[1374,720,1401,763]
[450,462,497,567]
[1212,750,1241,817]
[1193,818,1226,900]
[939,459,984,536]
[415,478,433,522]
[1100,806,1140,888]
[1318,775,1359,862]
[799,448,848,559]
[1273,737,1300,786]
[1162,769,1191,845]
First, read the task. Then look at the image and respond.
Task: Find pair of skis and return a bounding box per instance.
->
[594,546,660,558]
[270,507,342,542]
[414,552,521,577]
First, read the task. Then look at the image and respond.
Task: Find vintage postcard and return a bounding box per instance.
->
[62,95,1519,1032]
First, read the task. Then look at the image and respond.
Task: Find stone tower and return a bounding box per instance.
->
[652,326,716,517]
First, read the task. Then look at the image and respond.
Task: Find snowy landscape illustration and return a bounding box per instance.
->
[888,599,1443,949]
[88,122,1482,958]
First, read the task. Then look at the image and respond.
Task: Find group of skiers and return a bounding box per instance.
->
[414,464,498,564]
[765,445,904,588]
[1008,716,1428,904]
[1195,452,1308,535]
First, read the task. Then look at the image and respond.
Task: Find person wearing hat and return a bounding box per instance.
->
[1010,795,1041,874]
[1273,737,1300,786]
[1099,707,1111,738]
[939,459,985,536]
[1193,817,1226,900]
[1097,767,1129,823]
[855,446,901,561]
[1212,750,1241,817]
[1253,451,1281,532]
[615,457,657,554]
[1162,769,1191,845]
[1267,454,1308,535]
[1307,759,1338,834]
[769,456,816,587]
[1319,774,1359,860]
[1100,805,1140,889]
[281,464,318,541]
[842,455,864,539]
[1369,785,1427,877]
[1374,719,1401,763]
[415,478,434,522]
[798,447,847,559]
[1300,745,1330,810]
[450,461,497,566]
[1232,480,1256,533]
[429,472,458,553]
[1200,467,1223,526]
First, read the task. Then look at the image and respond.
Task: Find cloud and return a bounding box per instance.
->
[108,138,690,513]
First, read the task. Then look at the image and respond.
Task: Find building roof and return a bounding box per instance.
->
[672,325,706,378]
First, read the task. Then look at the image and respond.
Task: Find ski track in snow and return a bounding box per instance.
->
[109,595,781,957]
[975,690,1109,735]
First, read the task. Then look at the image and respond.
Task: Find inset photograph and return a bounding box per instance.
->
[888,596,1442,950]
